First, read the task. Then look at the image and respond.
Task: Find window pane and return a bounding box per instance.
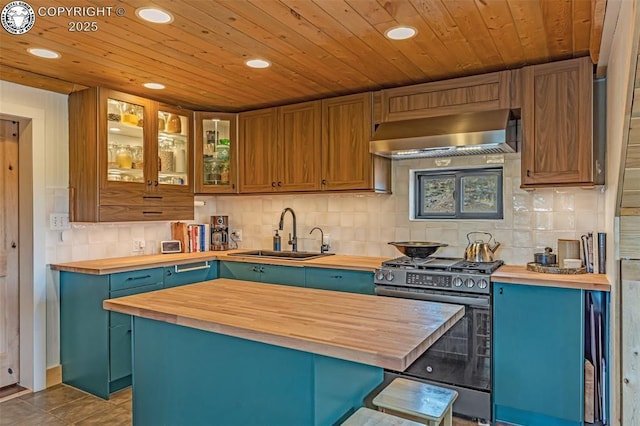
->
[461,174,499,213]
[421,175,455,214]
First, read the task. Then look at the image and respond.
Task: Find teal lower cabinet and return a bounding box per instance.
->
[163,260,217,288]
[60,268,163,399]
[305,267,375,294]
[219,261,305,286]
[493,282,584,426]
[132,316,382,425]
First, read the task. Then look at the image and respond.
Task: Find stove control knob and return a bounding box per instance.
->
[375,270,385,281]
[477,279,489,289]
[465,278,475,288]
[384,271,395,281]
[452,277,463,287]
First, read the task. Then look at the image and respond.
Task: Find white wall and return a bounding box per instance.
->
[201,154,605,265]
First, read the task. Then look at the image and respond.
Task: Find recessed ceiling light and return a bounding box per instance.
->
[245,59,271,69]
[135,7,173,24]
[27,48,61,59]
[385,26,417,40]
[143,82,165,90]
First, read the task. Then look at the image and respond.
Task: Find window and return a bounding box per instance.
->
[412,167,503,220]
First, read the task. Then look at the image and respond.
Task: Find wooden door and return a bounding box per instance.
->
[0,119,19,387]
[238,108,278,193]
[521,57,593,187]
[321,93,373,191]
[278,101,321,192]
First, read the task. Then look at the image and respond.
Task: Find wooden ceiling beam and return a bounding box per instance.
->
[0,64,86,94]
[590,0,607,63]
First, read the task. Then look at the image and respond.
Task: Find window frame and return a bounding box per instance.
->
[412,167,504,220]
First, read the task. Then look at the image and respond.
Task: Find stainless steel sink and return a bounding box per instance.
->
[228,250,334,261]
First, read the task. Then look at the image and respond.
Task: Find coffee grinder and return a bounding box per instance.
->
[210,215,229,251]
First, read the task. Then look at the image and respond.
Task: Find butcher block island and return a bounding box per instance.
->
[103,278,464,425]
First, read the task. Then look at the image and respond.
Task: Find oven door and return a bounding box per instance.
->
[376,286,491,392]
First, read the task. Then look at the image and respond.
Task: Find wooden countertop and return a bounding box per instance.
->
[215,250,389,272]
[103,278,464,371]
[492,265,611,291]
[50,249,390,274]
[49,251,220,274]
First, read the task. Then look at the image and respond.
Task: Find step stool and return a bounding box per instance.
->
[341,407,425,425]
[372,378,458,426]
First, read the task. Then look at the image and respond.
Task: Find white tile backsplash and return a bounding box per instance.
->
[47,153,605,265]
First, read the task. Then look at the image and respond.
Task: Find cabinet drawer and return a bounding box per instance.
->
[305,268,374,294]
[164,261,217,288]
[99,205,194,222]
[109,269,163,292]
[109,324,132,381]
[100,190,193,206]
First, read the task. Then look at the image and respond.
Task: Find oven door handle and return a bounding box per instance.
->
[376,287,490,307]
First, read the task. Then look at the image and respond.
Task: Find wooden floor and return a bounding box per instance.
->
[0,384,480,425]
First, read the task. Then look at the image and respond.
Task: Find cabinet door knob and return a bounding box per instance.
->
[271,182,276,187]
[322,179,327,185]
[526,170,532,177]
[499,287,503,295]
[154,180,159,187]
[147,180,152,186]
[277,181,282,187]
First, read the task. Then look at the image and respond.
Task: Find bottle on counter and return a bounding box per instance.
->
[273,229,281,251]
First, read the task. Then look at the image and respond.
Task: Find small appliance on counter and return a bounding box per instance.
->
[210,215,229,251]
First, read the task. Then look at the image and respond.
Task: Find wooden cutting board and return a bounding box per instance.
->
[585,359,595,423]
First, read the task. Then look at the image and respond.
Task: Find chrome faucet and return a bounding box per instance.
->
[278,207,297,252]
[310,226,329,254]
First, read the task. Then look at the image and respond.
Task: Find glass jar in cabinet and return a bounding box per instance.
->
[195,112,237,193]
[157,106,193,189]
[102,91,151,187]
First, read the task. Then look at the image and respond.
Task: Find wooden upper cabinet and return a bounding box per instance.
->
[322,93,390,192]
[238,107,278,193]
[68,87,194,222]
[278,101,322,192]
[195,112,237,194]
[380,70,512,122]
[521,57,595,188]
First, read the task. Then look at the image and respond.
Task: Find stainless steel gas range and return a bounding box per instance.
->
[374,256,503,423]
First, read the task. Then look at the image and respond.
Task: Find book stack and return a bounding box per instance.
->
[171,222,210,253]
[581,232,606,274]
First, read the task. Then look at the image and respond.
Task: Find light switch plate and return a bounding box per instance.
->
[50,213,70,230]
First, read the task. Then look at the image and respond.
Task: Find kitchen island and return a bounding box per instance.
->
[103,278,464,425]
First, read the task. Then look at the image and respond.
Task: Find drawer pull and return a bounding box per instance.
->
[142,211,163,215]
[330,275,343,279]
[127,274,152,281]
[143,195,163,200]
[174,261,210,273]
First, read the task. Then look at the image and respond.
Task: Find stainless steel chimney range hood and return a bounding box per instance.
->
[370,109,518,159]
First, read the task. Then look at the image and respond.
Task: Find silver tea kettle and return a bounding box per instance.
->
[465,232,501,262]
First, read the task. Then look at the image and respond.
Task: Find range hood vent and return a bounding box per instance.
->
[370,109,518,159]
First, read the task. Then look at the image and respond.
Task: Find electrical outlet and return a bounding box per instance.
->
[132,239,145,253]
[323,234,331,248]
[231,229,242,241]
[49,213,70,230]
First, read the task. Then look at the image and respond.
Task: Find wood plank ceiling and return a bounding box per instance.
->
[0,0,605,112]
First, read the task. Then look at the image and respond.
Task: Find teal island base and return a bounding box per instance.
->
[132,317,383,425]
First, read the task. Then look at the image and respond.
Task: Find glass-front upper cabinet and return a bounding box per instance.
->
[106,95,149,185]
[195,112,237,193]
[157,107,190,188]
